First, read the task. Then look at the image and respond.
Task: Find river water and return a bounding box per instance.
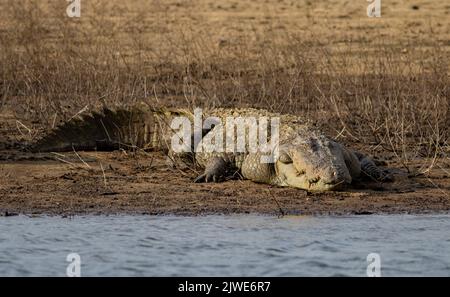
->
[0,214,449,276]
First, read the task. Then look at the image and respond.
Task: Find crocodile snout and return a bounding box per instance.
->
[319,167,352,190]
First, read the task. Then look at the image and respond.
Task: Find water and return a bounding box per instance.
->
[0,214,449,276]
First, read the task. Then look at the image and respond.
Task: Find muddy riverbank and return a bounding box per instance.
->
[1,148,449,216]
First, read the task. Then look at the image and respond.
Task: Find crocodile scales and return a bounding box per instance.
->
[30,103,390,191]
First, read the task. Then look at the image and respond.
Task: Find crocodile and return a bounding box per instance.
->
[30,103,390,191]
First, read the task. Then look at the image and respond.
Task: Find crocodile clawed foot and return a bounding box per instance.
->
[194,172,224,183]
[194,157,227,183]
[380,170,395,182]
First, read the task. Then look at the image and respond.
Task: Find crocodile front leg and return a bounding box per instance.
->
[194,157,229,183]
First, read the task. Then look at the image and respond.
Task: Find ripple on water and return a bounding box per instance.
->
[0,214,450,276]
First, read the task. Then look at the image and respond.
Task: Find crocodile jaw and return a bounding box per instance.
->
[273,159,352,191]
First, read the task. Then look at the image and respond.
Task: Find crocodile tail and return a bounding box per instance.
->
[29,104,162,153]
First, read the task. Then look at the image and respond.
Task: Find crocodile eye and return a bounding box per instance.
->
[278,152,292,164]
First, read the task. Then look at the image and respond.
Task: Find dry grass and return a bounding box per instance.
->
[0,0,448,174]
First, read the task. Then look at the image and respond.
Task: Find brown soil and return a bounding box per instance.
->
[1,148,449,216]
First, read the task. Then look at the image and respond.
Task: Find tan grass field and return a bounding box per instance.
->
[0,0,449,215]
